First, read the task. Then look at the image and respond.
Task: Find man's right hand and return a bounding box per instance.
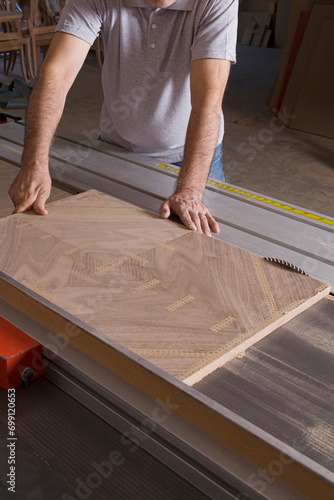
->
[8,168,51,215]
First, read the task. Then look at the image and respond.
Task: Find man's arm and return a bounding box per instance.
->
[159,58,231,236]
[8,32,91,214]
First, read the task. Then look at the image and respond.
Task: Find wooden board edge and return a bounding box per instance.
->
[0,277,333,498]
[181,286,331,386]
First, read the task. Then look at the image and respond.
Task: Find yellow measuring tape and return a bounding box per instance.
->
[156,164,334,228]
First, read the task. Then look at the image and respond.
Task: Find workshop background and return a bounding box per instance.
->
[0,1,334,500]
[0,0,333,218]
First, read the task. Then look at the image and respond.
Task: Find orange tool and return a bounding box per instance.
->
[0,317,43,390]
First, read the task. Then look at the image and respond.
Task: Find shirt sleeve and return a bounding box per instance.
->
[191,0,238,63]
[55,0,104,46]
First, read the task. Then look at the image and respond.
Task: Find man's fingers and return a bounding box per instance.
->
[176,207,197,231]
[206,211,220,233]
[9,169,51,215]
[189,211,203,234]
[199,214,212,236]
[12,199,34,214]
[160,193,220,235]
[12,193,49,215]
[179,213,197,231]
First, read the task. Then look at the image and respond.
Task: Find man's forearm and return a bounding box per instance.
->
[176,59,230,199]
[159,59,230,234]
[8,33,90,214]
[176,100,221,198]
[22,68,67,171]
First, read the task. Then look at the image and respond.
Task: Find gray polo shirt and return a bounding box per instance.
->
[56,0,238,162]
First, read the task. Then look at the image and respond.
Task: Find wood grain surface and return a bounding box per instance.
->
[0,190,330,384]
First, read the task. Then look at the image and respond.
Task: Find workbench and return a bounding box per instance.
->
[0,122,333,500]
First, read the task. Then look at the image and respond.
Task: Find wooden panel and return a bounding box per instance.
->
[0,190,330,385]
[268,0,334,112]
[280,4,334,121]
[288,18,334,138]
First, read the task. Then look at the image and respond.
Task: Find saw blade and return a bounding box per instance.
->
[264,257,309,276]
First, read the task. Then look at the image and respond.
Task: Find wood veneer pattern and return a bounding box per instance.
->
[0,190,330,384]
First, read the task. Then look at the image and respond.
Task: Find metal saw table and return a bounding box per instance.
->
[0,122,333,500]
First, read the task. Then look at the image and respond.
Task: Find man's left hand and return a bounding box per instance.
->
[159,190,220,236]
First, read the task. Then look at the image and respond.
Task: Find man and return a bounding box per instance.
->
[9,0,238,236]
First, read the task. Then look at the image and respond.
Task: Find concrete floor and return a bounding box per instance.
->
[1,44,334,217]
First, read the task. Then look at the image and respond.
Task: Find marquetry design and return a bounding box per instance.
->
[96,257,130,275]
[282,298,307,314]
[41,230,64,240]
[20,280,56,302]
[166,295,195,311]
[135,279,160,292]
[315,284,331,294]
[176,298,320,383]
[118,249,149,264]
[57,206,143,212]
[144,237,175,251]
[16,219,39,229]
[64,241,93,255]
[0,190,329,386]
[210,316,236,333]
[66,269,101,285]
[132,349,208,358]
[251,255,279,315]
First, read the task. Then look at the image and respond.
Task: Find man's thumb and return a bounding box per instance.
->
[159,200,171,219]
[33,195,48,215]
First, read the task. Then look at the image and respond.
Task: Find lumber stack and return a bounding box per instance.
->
[268,0,334,139]
[238,0,276,47]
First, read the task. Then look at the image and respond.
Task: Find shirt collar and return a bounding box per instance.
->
[124,0,194,11]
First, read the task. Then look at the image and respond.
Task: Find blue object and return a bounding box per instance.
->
[172,143,225,182]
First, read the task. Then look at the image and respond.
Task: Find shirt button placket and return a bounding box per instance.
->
[149,10,159,52]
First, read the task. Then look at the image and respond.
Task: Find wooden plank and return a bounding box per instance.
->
[280,4,334,122]
[241,18,257,44]
[237,11,254,43]
[268,0,334,112]
[250,13,272,46]
[275,11,311,114]
[260,28,272,47]
[240,13,271,46]
[0,190,329,385]
[288,19,334,138]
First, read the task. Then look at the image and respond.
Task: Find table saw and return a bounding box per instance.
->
[0,122,333,500]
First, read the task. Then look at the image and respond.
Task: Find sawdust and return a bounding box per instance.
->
[294,327,334,354]
[305,423,334,457]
